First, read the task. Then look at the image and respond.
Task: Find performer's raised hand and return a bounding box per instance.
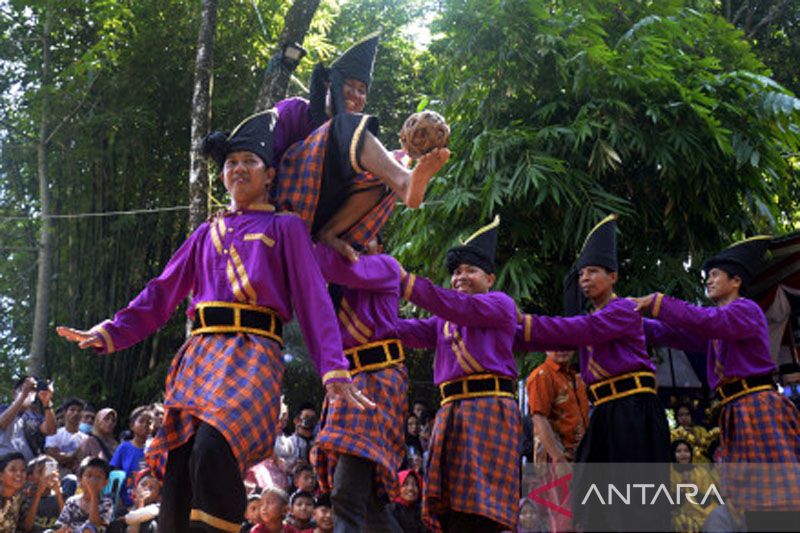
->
[325,381,376,411]
[630,294,656,314]
[56,326,103,350]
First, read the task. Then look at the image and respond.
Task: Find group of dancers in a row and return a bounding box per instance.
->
[56,32,799,533]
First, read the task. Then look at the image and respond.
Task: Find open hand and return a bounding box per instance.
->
[325,381,376,411]
[56,326,103,350]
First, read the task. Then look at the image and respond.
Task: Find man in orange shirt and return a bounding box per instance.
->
[526,350,589,532]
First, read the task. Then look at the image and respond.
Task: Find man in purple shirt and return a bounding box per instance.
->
[515,215,670,532]
[312,237,407,533]
[397,216,522,532]
[634,236,800,521]
[57,110,373,532]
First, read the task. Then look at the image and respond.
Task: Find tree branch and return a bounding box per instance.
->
[746,0,791,39]
[43,74,99,146]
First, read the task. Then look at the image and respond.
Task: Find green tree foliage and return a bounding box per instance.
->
[392,0,800,321]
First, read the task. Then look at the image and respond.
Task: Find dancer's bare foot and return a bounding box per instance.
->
[320,232,359,263]
[404,147,450,209]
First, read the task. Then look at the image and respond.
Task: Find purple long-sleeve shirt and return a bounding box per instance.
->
[645,294,775,390]
[90,206,351,384]
[515,297,655,386]
[313,244,403,349]
[396,274,518,385]
[273,97,316,169]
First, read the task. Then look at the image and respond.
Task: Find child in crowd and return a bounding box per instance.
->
[110,406,153,509]
[251,487,289,533]
[284,490,314,531]
[0,452,27,531]
[241,493,262,533]
[20,455,64,532]
[387,469,427,532]
[54,457,114,533]
[123,469,161,533]
[311,494,333,533]
[291,462,317,495]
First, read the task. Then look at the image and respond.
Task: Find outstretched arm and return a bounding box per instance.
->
[400,271,516,328]
[641,293,763,341]
[57,225,206,353]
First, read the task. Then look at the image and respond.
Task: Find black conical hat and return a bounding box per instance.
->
[563,214,618,316]
[703,235,772,279]
[445,215,500,274]
[200,109,278,169]
[309,33,380,122]
[330,32,380,86]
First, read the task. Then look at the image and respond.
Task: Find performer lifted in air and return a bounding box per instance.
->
[397,217,522,532]
[57,111,373,533]
[258,33,449,261]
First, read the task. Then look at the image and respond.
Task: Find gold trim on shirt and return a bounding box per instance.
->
[322,369,352,384]
[91,323,115,354]
[350,115,371,174]
[244,233,275,247]
[229,244,257,304]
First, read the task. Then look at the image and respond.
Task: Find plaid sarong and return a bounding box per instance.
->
[146,333,284,478]
[423,396,521,531]
[274,117,394,250]
[313,364,408,499]
[719,390,800,511]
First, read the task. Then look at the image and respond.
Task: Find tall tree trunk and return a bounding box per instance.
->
[254,0,321,111]
[29,6,53,376]
[189,0,218,231]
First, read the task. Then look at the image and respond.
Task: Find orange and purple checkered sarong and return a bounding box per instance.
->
[146,333,283,478]
[719,390,800,511]
[312,364,408,499]
[423,396,522,531]
[274,117,394,250]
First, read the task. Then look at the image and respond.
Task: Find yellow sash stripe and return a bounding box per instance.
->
[229,244,257,304]
[338,309,370,345]
[588,357,611,379]
[209,223,223,254]
[244,233,275,247]
[226,260,247,302]
[453,328,485,372]
[340,299,372,338]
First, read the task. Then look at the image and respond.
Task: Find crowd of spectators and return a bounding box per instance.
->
[0,378,435,533]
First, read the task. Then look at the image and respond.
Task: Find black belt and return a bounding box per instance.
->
[439,374,515,405]
[715,374,776,406]
[588,371,657,406]
[344,339,404,375]
[191,302,283,346]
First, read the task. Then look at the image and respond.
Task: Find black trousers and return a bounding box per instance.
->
[331,454,401,533]
[158,422,246,533]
